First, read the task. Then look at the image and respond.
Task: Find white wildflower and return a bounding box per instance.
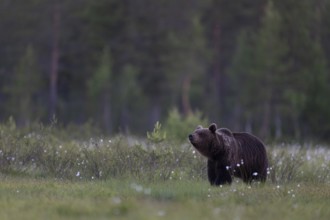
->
[157,210,166,217]
[112,197,121,204]
[144,188,151,195]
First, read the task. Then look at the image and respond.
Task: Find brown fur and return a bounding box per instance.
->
[188,123,268,185]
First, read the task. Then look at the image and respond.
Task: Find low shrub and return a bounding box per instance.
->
[0,121,205,181]
[164,108,208,142]
[267,144,330,184]
[0,120,329,185]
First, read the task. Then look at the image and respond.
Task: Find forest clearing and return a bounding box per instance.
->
[0,123,329,220]
[1,1,330,219]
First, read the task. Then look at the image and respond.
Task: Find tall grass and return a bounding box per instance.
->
[0,120,329,185]
[0,121,204,181]
[268,144,330,184]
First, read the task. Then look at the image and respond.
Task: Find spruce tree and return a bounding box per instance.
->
[274,0,328,138]
[4,45,42,126]
[87,46,113,133]
[254,0,288,138]
[228,29,258,132]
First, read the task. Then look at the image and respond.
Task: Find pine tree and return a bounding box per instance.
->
[114,64,145,133]
[254,0,288,139]
[303,42,328,137]
[228,29,258,132]
[274,0,328,139]
[203,0,267,124]
[87,46,113,133]
[229,0,288,138]
[4,45,42,126]
[164,8,210,116]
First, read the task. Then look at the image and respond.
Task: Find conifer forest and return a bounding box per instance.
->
[1,0,330,141]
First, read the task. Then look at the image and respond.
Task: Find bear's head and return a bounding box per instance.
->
[188,123,234,159]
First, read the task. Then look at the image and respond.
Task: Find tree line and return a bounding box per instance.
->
[0,0,330,141]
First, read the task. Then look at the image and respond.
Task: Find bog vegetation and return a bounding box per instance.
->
[0,116,330,219]
[1,1,330,218]
[1,116,329,184]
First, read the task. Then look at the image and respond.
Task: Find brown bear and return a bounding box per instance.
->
[188,123,268,185]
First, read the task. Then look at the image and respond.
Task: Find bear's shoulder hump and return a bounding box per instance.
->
[218,128,233,136]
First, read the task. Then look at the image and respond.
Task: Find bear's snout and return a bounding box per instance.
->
[188,134,194,141]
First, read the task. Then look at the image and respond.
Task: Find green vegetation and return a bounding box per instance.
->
[1,1,330,217]
[0,177,329,220]
[164,108,208,142]
[147,121,167,143]
[0,123,329,219]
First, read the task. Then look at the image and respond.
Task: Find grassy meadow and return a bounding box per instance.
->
[1,177,329,220]
[0,121,330,219]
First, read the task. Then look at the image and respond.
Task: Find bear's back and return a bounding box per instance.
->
[232,132,268,181]
[233,132,264,150]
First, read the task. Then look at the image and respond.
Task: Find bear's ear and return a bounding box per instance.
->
[209,123,217,133]
[196,125,203,130]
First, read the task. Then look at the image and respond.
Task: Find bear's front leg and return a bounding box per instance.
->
[207,160,217,185]
[214,163,232,185]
